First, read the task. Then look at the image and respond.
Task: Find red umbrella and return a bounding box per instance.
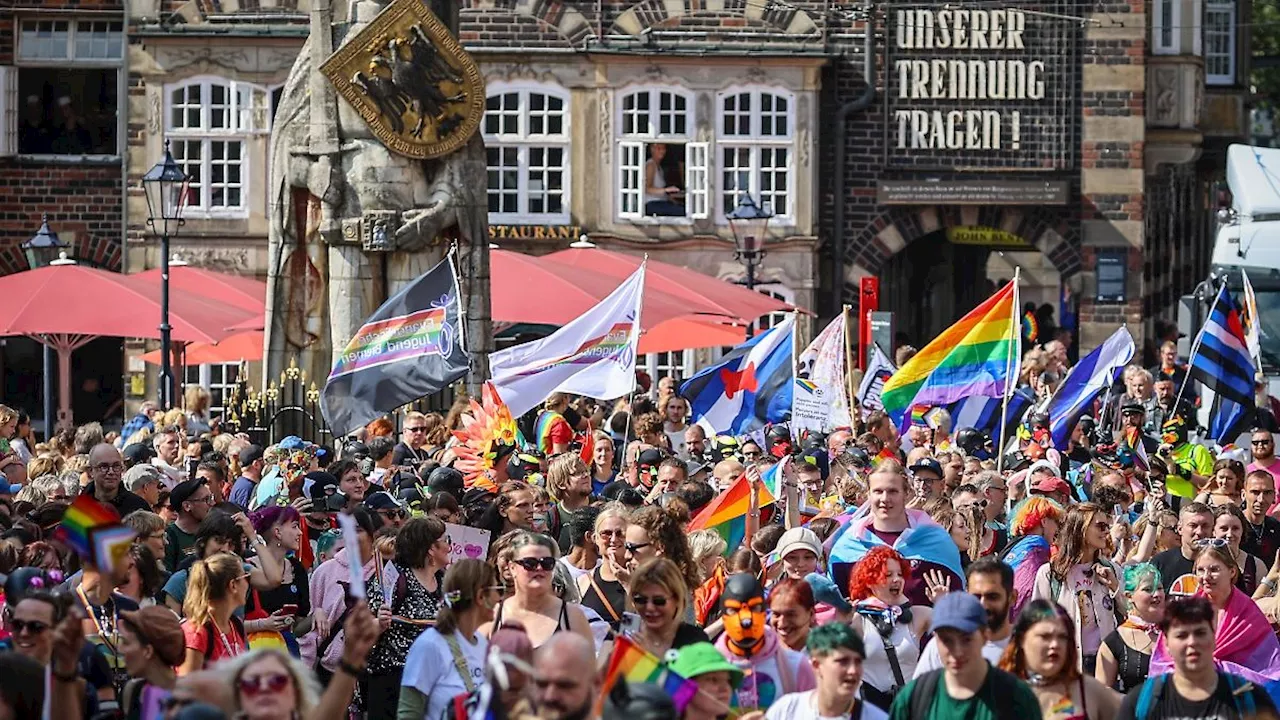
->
[138,331,263,366]
[638,316,747,354]
[128,266,266,314]
[544,247,796,322]
[490,250,733,327]
[0,264,255,428]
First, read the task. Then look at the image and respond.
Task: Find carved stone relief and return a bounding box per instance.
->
[149,91,162,135]
[178,246,252,272]
[598,92,611,162]
[155,45,300,75]
[1151,67,1177,126]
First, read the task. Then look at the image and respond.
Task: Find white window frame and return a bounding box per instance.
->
[1153,0,1181,54]
[482,81,571,224]
[615,85,701,223]
[183,362,241,418]
[715,86,796,225]
[12,16,125,159]
[1204,0,1237,85]
[639,350,695,384]
[164,76,270,218]
[752,283,794,332]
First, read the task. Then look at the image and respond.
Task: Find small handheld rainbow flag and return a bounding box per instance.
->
[687,473,776,552]
[56,496,134,570]
[1022,310,1040,343]
[909,404,930,427]
[601,636,698,713]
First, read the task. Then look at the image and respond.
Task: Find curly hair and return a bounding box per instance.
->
[847,546,908,602]
[629,504,699,591]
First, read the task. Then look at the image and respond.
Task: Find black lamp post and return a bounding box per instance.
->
[142,141,190,410]
[726,193,773,291]
[21,215,69,438]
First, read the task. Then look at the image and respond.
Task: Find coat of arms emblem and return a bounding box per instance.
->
[320,0,485,159]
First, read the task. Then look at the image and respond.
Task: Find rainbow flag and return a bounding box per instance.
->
[688,473,776,551]
[601,636,698,712]
[56,496,121,560]
[881,280,1018,430]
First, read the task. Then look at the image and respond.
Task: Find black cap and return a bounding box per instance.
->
[169,477,207,509]
[909,457,943,477]
[507,452,541,481]
[1120,397,1145,414]
[237,444,264,466]
[303,471,339,501]
[342,441,370,459]
[363,491,403,511]
[636,448,665,467]
[123,443,156,465]
[427,466,465,495]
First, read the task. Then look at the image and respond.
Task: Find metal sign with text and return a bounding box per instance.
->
[883,2,1080,171]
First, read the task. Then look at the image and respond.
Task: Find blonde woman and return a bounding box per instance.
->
[183,386,212,434]
[688,529,728,584]
[0,405,25,485]
[577,504,631,630]
[179,552,250,674]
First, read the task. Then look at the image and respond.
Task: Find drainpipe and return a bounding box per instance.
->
[831,2,876,317]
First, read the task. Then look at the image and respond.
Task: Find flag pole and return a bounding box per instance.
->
[843,304,857,429]
[1173,279,1219,413]
[996,270,1021,475]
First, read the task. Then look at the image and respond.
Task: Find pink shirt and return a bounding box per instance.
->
[1248,457,1280,492]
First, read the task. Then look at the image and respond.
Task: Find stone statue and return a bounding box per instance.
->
[263,0,492,395]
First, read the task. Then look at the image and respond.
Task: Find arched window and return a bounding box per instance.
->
[164,77,269,215]
[717,88,794,221]
[615,86,707,221]
[483,83,571,224]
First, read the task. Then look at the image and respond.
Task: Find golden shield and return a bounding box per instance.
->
[321,0,485,160]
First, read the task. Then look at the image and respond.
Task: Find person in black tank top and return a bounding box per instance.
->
[581,564,627,629]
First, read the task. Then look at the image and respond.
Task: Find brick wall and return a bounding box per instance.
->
[0,0,126,276]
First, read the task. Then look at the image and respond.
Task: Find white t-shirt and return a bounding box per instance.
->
[401,627,488,720]
[665,426,688,458]
[765,690,890,720]
[911,634,1010,677]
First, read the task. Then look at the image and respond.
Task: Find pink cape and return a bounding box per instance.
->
[1149,586,1280,686]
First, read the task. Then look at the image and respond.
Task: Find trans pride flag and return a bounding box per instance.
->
[880,280,1019,431]
[1149,586,1280,705]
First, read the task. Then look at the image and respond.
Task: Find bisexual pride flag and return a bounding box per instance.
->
[321,257,469,435]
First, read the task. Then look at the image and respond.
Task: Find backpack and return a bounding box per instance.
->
[906,667,1026,720]
[1134,672,1257,720]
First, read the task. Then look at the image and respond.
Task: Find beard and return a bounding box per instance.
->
[986,604,1010,632]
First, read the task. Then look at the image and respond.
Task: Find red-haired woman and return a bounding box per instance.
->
[768,577,815,653]
[847,545,932,711]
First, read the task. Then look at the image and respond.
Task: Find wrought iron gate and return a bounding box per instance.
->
[1144,163,1215,325]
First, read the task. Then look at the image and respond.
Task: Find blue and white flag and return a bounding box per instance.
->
[857,344,896,416]
[490,265,644,418]
[947,388,1035,442]
[1189,284,1257,443]
[1046,326,1135,449]
[682,316,793,436]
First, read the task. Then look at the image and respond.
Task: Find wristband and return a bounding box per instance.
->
[339,659,365,676]
[53,667,78,683]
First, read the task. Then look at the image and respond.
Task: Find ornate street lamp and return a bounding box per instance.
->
[726,193,773,290]
[142,141,190,409]
[21,215,70,438]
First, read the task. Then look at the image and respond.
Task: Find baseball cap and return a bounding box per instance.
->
[669,642,744,688]
[909,457,943,478]
[364,490,404,512]
[123,443,156,465]
[636,448,665,467]
[238,444,264,466]
[930,592,987,634]
[1120,397,1145,414]
[775,527,823,563]
[303,471,339,501]
[805,573,853,614]
[119,606,186,667]
[1031,475,1072,496]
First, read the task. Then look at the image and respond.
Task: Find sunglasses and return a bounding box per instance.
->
[406,426,428,433]
[238,672,291,696]
[624,541,652,554]
[513,556,556,572]
[1255,440,1274,446]
[1195,537,1231,549]
[9,619,49,635]
[632,594,668,608]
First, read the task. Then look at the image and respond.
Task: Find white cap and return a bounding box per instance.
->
[775,527,823,563]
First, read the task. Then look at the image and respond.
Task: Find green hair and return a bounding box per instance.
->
[806,621,865,659]
[315,529,343,557]
[1123,562,1162,594]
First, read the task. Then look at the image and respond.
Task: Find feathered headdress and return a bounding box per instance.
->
[452,383,525,490]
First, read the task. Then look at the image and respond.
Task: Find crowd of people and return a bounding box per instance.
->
[0,341,1279,720]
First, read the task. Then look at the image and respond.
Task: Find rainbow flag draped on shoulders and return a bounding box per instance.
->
[880,280,1019,431]
[688,473,776,552]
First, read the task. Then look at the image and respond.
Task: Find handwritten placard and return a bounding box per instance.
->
[444,522,490,563]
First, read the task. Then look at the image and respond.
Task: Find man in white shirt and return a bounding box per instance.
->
[913,557,1014,676]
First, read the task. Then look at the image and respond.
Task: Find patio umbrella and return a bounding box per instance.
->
[138,331,264,366]
[544,247,796,322]
[0,264,255,428]
[490,249,735,328]
[128,266,266,314]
